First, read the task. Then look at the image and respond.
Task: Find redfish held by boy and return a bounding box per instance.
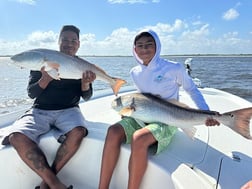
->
[111,93,252,139]
[11,48,126,96]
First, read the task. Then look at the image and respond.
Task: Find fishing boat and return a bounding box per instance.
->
[0,85,252,189]
[184,58,202,88]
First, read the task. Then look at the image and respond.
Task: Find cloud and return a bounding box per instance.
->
[107,0,159,4]
[223,31,239,39]
[1,21,252,56]
[79,28,135,56]
[138,20,187,36]
[27,31,57,45]
[13,0,36,5]
[222,8,239,21]
[0,31,58,55]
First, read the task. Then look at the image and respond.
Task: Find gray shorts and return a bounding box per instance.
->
[2,107,87,144]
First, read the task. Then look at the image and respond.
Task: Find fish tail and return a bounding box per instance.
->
[223,107,252,139]
[111,78,127,96]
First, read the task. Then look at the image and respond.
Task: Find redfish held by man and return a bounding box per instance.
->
[111,93,252,139]
[11,48,126,96]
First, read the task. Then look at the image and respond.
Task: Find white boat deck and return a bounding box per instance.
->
[0,86,252,189]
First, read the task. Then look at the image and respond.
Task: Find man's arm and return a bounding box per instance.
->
[81,70,96,101]
[27,67,53,99]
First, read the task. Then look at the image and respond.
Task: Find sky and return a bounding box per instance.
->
[0,0,252,56]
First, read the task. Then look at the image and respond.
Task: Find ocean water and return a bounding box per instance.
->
[0,55,251,115]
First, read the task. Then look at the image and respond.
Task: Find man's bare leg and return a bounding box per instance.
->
[40,126,87,188]
[9,132,67,189]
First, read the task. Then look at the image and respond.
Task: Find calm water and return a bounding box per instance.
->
[0,55,251,114]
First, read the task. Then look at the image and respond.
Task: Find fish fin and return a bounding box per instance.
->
[223,107,252,139]
[45,61,60,69]
[181,127,197,139]
[111,78,127,96]
[44,62,60,80]
[47,68,60,80]
[119,107,134,116]
[167,99,190,108]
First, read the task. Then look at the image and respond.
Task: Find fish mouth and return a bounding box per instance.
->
[111,96,123,110]
[10,53,21,61]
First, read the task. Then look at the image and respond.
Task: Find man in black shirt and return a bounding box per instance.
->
[2,25,95,189]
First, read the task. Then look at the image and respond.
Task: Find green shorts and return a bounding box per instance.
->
[119,117,177,154]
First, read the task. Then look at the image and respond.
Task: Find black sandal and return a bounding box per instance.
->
[35,185,73,189]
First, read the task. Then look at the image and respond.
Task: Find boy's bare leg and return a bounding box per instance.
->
[128,128,156,189]
[98,124,126,189]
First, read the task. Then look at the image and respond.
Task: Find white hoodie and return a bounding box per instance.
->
[130,29,209,110]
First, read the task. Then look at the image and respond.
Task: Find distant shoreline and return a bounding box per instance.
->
[1,54,252,58]
[84,54,252,57]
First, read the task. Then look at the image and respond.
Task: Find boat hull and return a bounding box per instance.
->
[0,86,252,189]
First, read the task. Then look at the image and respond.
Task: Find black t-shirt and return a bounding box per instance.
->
[27,71,93,110]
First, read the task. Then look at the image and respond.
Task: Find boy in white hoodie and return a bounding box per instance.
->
[98,29,219,189]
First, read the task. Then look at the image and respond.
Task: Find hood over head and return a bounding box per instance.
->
[133,29,161,66]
